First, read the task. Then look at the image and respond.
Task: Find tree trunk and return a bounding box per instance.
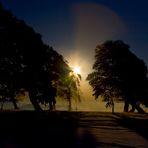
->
[112,103,114,113]
[67,88,72,111]
[1,101,4,110]
[135,104,146,113]
[124,100,129,112]
[126,100,146,113]
[68,98,72,111]
[129,106,135,112]
[49,102,53,111]
[29,91,42,111]
[129,101,136,112]
[12,98,19,109]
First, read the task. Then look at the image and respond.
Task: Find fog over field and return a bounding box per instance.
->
[2,98,148,113]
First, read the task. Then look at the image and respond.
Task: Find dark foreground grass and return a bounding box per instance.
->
[0,111,80,148]
[0,111,147,148]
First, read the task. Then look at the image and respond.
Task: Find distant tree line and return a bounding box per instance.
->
[87,40,148,113]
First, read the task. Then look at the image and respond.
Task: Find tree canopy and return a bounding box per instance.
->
[0,4,71,110]
[57,70,81,110]
[87,40,148,113]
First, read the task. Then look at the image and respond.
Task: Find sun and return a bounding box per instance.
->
[73,66,80,75]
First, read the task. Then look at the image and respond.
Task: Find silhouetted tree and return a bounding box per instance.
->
[87,40,148,113]
[57,70,81,111]
[0,4,70,111]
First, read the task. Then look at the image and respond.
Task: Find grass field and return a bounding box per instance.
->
[0,111,148,148]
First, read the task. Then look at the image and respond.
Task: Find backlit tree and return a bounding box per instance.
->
[87,40,148,113]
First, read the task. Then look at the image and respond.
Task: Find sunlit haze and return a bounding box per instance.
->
[73,66,80,75]
[1,0,148,110]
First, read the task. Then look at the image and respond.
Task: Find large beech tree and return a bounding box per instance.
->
[87,40,148,113]
[0,4,70,110]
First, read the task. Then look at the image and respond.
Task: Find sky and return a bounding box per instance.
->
[1,0,148,100]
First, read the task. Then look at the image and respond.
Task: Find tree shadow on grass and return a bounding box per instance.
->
[113,113,148,140]
[0,111,98,148]
[1,111,147,148]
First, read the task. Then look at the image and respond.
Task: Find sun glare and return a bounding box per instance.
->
[73,66,80,75]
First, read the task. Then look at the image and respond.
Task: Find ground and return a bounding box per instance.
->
[0,111,148,148]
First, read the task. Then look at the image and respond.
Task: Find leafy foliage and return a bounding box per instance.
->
[87,40,148,112]
[56,70,81,110]
[0,4,71,110]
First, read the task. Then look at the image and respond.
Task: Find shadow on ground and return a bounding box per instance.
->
[0,111,147,148]
[114,113,148,140]
[0,111,98,148]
